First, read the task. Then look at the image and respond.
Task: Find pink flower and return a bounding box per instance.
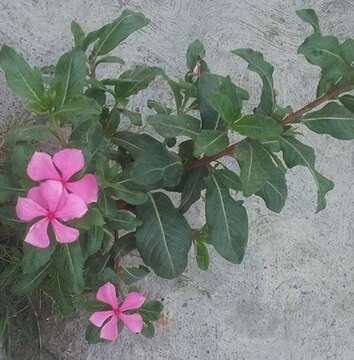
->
[89,282,145,341]
[27,149,98,204]
[16,180,87,248]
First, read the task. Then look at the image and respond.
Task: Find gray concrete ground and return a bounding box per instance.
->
[1,0,354,359]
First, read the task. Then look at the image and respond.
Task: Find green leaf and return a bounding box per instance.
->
[56,242,85,294]
[23,242,56,274]
[107,210,142,231]
[102,108,120,134]
[179,167,208,213]
[12,262,51,296]
[130,149,183,188]
[113,132,163,158]
[114,65,161,98]
[96,55,125,66]
[186,39,206,70]
[111,232,136,257]
[122,109,142,126]
[5,125,54,146]
[71,21,86,48]
[109,182,148,205]
[194,240,209,271]
[280,136,334,212]
[0,45,45,107]
[193,130,229,157]
[0,175,22,202]
[296,8,320,33]
[235,138,276,196]
[198,73,224,129]
[255,167,288,213]
[141,322,155,338]
[136,193,192,279]
[301,102,354,140]
[340,94,354,112]
[232,48,275,115]
[54,48,87,108]
[82,226,104,259]
[85,323,106,344]
[213,169,241,191]
[120,265,150,285]
[0,207,22,225]
[55,96,101,118]
[147,114,201,139]
[206,173,248,264]
[94,10,149,56]
[139,300,163,321]
[147,99,171,114]
[233,114,282,140]
[72,207,105,230]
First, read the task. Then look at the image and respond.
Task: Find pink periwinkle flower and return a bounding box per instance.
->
[89,282,145,341]
[16,180,88,248]
[27,149,98,204]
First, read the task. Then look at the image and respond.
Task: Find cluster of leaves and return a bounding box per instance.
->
[1,7,354,354]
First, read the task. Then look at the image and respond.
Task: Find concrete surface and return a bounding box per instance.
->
[1,0,354,359]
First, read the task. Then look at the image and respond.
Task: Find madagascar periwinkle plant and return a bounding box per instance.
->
[0,6,354,353]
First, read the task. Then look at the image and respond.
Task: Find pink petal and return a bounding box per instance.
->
[96,282,118,309]
[39,180,64,212]
[89,311,114,327]
[120,292,145,312]
[55,193,87,221]
[119,313,144,334]
[51,219,79,244]
[27,152,60,181]
[27,186,47,209]
[24,218,50,248]
[53,149,84,181]
[100,316,118,341]
[16,197,46,222]
[66,174,98,204]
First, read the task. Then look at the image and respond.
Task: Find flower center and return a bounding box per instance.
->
[113,308,121,317]
[60,178,67,187]
[46,211,56,220]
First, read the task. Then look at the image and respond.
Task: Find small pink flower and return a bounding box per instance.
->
[27,149,98,204]
[16,180,87,248]
[89,282,145,341]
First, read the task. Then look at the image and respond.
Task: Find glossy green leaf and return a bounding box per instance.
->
[206,173,248,264]
[235,138,276,196]
[0,45,45,107]
[256,167,288,213]
[194,239,209,271]
[147,99,171,114]
[147,114,201,139]
[72,207,105,230]
[0,175,22,202]
[233,114,282,140]
[71,21,86,48]
[213,169,241,191]
[55,96,101,118]
[130,148,183,188]
[179,167,208,213]
[122,109,142,126]
[193,130,229,157]
[94,10,149,56]
[114,65,161,98]
[232,48,275,115]
[186,39,205,70]
[139,300,163,322]
[296,8,320,33]
[340,94,354,113]
[23,242,56,274]
[96,55,124,66]
[280,136,334,212]
[85,323,106,344]
[107,210,142,231]
[302,102,354,139]
[136,193,192,279]
[120,265,150,285]
[54,48,87,108]
[82,226,104,259]
[141,322,155,338]
[109,182,148,205]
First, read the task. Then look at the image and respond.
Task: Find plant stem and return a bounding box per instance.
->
[280,83,354,125]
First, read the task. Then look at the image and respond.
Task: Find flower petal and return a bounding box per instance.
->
[27,152,60,181]
[39,180,64,212]
[55,193,87,221]
[51,219,79,244]
[89,311,114,327]
[53,149,84,181]
[96,282,118,308]
[119,313,144,334]
[24,218,50,248]
[100,316,118,341]
[16,197,46,222]
[120,292,145,312]
[66,174,98,204]
[27,186,47,209]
